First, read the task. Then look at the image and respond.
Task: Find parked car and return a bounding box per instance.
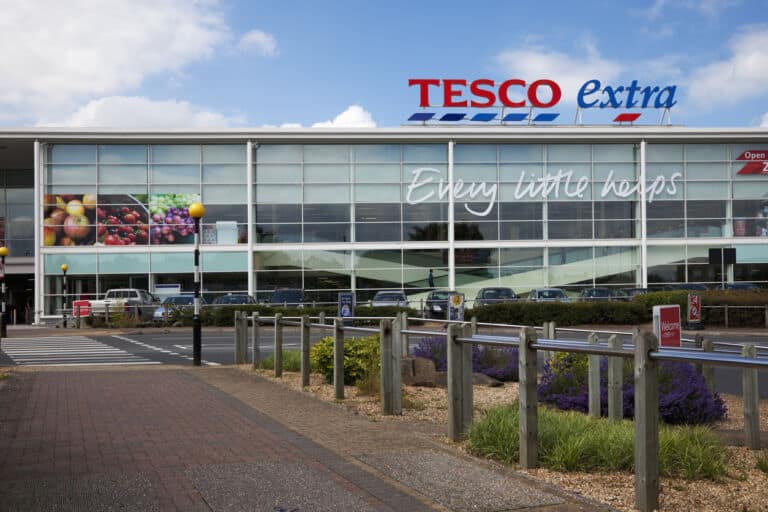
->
[527,288,570,302]
[578,287,628,302]
[267,288,305,307]
[370,291,409,308]
[152,295,206,323]
[211,294,256,306]
[474,287,517,306]
[662,283,709,291]
[89,288,158,320]
[425,290,456,319]
[621,287,650,298]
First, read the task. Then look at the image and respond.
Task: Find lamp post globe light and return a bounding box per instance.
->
[60,263,68,328]
[189,202,205,366]
[0,246,8,339]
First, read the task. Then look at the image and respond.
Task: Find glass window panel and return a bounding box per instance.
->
[303,145,349,163]
[357,271,402,290]
[203,185,247,203]
[499,248,543,266]
[596,246,638,264]
[304,164,350,183]
[549,202,592,220]
[355,184,401,203]
[499,144,543,162]
[549,247,594,265]
[455,222,498,240]
[548,163,590,181]
[202,164,244,183]
[8,189,33,204]
[499,202,542,221]
[98,165,147,185]
[647,200,683,218]
[304,270,351,290]
[355,203,400,222]
[256,204,301,223]
[686,181,728,200]
[403,164,447,183]
[5,170,32,187]
[548,266,594,286]
[687,219,725,237]
[150,252,192,273]
[455,202,497,221]
[647,245,685,265]
[45,253,97,275]
[403,268,447,289]
[46,185,96,196]
[403,144,447,162]
[151,145,200,164]
[455,268,498,287]
[548,221,592,239]
[499,221,542,240]
[304,250,350,270]
[98,185,148,195]
[686,144,727,161]
[594,220,636,239]
[203,144,246,163]
[352,144,400,163]
[304,184,349,203]
[150,185,199,195]
[98,145,147,164]
[202,273,247,293]
[647,219,684,238]
[304,204,349,222]
[646,144,683,162]
[404,222,447,241]
[303,224,350,243]
[547,144,590,162]
[256,145,302,164]
[454,144,496,163]
[355,250,402,268]
[253,251,302,270]
[733,181,768,199]
[403,202,447,221]
[455,164,497,182]
[500,163,543,183]
[47,145,96,164]
[151,164,198,183]
[687,200,726,218]
[99,253,149,274]
[595,270,637,285]
[593,144,636,162]
[355,223,401,242]
[255,270,302,290]
[593,163,636,181]
[256,184,300,203]
[403,249,448,268]
[202,204,246,223]
[354,164,400,183]
[256,164,301,183]
[686,162,727,180]
[47,165,96,184]
[455,248,497,267]
[259,225,295,244]
[595,201,634,219]
[403,182,443,203]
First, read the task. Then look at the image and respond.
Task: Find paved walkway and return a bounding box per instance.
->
[0,365,608,512]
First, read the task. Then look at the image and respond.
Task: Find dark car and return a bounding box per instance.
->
[474,287,517,306]
[152,294,206,322]
[212,294,256,306]
[425,290,455,319]
[578,287,628,302]
[663,283,709,291]
[621,287,650,298]
[267,288,305,307]
[724,282,761,291]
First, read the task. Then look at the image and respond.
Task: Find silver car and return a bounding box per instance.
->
[527,288,570,302]
[370,291,409,308]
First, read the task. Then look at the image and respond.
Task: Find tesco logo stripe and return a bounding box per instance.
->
[613,113,642,123]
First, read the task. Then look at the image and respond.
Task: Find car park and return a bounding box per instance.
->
[425,290,455,318]
[578,287,628,301]
[527,288,570,302]
[211,294,256,306]
[724,282,761,291]
[370,291,409,307]
[621,287,650,298]
[152,295,205,322]
[474,287,517,306]
[267,288,305,307]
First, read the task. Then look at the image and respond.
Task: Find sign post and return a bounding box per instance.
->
[653,305,681,348]
[338,292,354,325]
[448,293,465,322]
[686,294,704,330]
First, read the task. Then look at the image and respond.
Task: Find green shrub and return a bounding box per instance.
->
[466,404,726,479]
[309,334,380,385]
[257,349,302,372]
[468,301,646,326]
[757,451,768,475]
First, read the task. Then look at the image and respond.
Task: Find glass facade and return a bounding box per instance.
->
[35,136,768,316]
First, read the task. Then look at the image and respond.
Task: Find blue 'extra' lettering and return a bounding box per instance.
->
[577,79,678,109]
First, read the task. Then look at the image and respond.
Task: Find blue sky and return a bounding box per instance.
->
[2,0,767,128]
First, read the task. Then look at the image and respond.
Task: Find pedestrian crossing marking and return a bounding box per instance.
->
[1,336,160,366]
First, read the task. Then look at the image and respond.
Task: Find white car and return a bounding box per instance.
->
[370,291,409,308]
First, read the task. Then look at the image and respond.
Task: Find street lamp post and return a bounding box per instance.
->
[61,264,68,328]
[0,247,8,339]
[189,202,205,366]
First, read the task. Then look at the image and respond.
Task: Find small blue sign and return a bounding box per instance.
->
[448,293,465,322]
[338,292,355,322]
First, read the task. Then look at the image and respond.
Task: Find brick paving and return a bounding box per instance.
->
[0,366,608,511]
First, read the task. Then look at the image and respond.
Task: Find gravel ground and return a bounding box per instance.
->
[251,368,768,512]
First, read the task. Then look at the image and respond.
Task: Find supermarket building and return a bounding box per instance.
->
[0,127,766,324]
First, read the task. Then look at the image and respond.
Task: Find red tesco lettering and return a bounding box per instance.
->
[408,78,562,108]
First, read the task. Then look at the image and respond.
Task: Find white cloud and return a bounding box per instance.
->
[644,0,739,19]
[238,30,278,57]
[38,96,245,128]
[761,112,768,127]
[0,0,229,123]
[688,27,768,105]
[312,105,376,128]
[495,43,622,103]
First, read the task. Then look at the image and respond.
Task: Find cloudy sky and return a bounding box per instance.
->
[2,0,767,128]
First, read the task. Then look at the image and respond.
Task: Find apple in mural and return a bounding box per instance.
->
[66,199,85,217]
[59,237,75,246]
[43,227,57,246]
[63,215,90,239]
[43,217,62,234]
[82,194,97,210]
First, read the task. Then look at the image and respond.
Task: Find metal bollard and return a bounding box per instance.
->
[587,332,600,418]
[300,315,310,387]
[251,313,260,368]
[607,335,623,421]
[233,311,242,364]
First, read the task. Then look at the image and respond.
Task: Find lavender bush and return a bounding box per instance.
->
[412,337,519,381]
[537,353,727,425]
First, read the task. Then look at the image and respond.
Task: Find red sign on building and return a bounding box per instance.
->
[72,300,90,317]
[687,294,701,324]
[653,305,681,348]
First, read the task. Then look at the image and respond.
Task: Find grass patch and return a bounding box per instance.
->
[402,393,425,411]
[0,372,9,381]
[757,451,768,475]
[466,403,726,480]
[356,364,381,396]
[256,350,302,372]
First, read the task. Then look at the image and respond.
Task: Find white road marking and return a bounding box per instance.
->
[1,336,156,366]
[112,335,220,366]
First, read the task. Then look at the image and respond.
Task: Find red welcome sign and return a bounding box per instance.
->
[687,294,701,323]
[653,305,681,348]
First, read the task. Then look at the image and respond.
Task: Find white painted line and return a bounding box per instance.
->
[112,335,220,366]
[24,361,163,367]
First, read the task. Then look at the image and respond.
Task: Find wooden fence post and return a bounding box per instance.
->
[470,316,478,335]
[400,311,409,357]
[319,311,326,326]
[251,313,260,368]
[702,339,715,392]
[274,312,283,377]
[634,331,659,512]
[519,326,538,469]
[333,317,344,400]
[392,315,403,415]
[461,323,474,433]
[607,334,623,421]
[742,344,760,450]
[588,332,601,418]
[447,323,465,441]
[724,305,729,328]
[233,311,242,363]
[300,315,310,387]
[380,318,402,415]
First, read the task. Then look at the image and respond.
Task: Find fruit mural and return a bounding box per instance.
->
[43,194,97,246]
